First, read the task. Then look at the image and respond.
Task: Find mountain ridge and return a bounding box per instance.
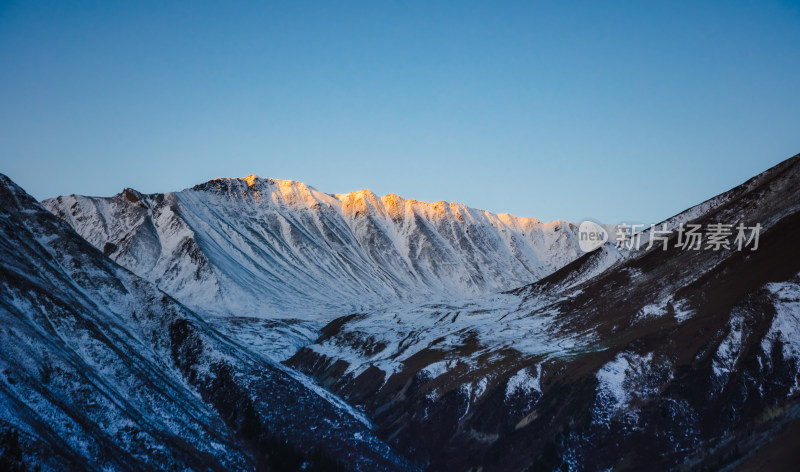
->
[43,174,583,319]
[199,174,553,225]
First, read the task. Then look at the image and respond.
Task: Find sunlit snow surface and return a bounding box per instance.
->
[42,176,584,318]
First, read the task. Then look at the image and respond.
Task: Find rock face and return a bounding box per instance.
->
[42,177,582,317]
[285,154,800,471]
[0,173,415,471]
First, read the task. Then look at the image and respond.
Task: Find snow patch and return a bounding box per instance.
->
[672,299,695,323]
[594,352,661,427]
[763,277,800,394]
[505,366,542,401]
[712,309,745,382]
[421,360,457,379]
[635,303,665,321]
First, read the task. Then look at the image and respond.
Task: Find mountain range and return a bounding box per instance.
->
[42,176,582,317]
[2,153,799,471]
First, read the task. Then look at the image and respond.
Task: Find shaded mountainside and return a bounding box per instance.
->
[42,177,582,317]
[0,174,415,471]
[286,154,800,471]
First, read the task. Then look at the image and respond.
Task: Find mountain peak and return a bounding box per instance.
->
[193,175,546,224]
[242,174,259,188]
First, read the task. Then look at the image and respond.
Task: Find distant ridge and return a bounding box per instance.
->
[43,175,583,317]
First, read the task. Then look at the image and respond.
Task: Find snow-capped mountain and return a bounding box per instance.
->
[8,152,800,471]
[0,173,415,471]
[42,176,582,318]
[286,154,800,470]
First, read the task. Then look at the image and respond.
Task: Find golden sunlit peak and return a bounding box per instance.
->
[243,175,259,188]
[381,193,404,205]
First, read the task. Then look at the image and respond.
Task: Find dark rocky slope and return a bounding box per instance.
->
[288,154,800,471]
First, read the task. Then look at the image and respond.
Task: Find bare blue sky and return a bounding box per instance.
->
[1,0,798,223]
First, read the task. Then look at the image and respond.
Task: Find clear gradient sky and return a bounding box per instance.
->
[1,1,798,224]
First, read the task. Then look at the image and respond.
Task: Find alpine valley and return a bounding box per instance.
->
[2,152,799,471]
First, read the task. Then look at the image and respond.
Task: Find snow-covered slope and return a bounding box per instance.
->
[293,152,800,396]
[287,153,800,471]
[0,173,415,471]
[42,177,582,317]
